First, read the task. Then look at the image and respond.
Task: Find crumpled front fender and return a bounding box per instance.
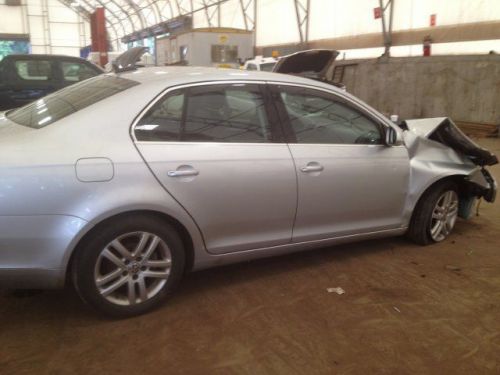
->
[403,131,495,223]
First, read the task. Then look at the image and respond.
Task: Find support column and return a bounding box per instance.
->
[90,7,108,67]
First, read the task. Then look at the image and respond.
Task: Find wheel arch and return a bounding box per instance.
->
[409,174,468,222]
[64,209,196,286]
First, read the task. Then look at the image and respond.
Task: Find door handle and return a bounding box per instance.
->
[167,169,199,177]
[300,164,324,173]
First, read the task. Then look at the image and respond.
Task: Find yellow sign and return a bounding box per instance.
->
[219,34,228,44]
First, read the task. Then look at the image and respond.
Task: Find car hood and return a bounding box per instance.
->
[273,49,339,81]
[112,46,148,73]
[403,117,498,166]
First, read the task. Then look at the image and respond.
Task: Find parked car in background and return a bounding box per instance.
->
[0,60,497,317]
[0,54,103,110]
[243,56,277,71]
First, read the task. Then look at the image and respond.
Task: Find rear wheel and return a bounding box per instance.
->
[408,182,459,245]
[72,215,185,318]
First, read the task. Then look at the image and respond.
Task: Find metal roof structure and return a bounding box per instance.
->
[58,0,256,48]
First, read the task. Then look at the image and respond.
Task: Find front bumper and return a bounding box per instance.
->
[0,215,88,289]
[481,168,497,203]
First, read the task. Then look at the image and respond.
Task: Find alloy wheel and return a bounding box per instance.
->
[94,232,172,306]
[430,190,459,242]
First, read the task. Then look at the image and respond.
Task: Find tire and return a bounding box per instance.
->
[407,181,460,246]
[72,215,185,318]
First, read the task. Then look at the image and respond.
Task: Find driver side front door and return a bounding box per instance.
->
[271,84,410,242]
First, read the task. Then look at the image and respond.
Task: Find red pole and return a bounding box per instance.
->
[423,35,432,57]
[90,7,108,67]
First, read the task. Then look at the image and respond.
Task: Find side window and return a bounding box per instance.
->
[15,60,52,81]
[135,89,185,141]
[279,87,382,145]
[246,63,257,71]
[62,61,98,82]
[135,84,272,143]
[184,84,271,142]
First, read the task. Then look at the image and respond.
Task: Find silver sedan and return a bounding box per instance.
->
[0,67,496,317]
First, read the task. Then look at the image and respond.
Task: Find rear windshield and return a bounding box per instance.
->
[6,75,139,128]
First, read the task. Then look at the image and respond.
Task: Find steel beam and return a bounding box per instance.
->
[239,0,254,31]
[293,0,310,44]
[61,0,233,47]
[379,0,394,57]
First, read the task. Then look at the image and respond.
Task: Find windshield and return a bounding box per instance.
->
[6,75,139,128]
[260,62,276,72]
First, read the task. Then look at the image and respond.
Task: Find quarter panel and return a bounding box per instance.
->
[0,86,207,280]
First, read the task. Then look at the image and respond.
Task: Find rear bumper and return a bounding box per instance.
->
[0,215,88,289]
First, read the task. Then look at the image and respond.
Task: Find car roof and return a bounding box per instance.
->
[116,66,342,93]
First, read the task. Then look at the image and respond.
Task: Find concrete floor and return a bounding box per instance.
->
[1,138,499,374]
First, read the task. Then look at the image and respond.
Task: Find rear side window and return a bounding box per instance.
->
[6,75,139,128]
[15,60,52,81]
[135,84,272,143]
[62,61,99,82]
[134,90,185,141]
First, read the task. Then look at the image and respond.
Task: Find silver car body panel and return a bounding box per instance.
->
[404,117,448,138]
[0,215,87,288]
[288,143,409,242]
[0,67,495,287]
[137,141,297,254]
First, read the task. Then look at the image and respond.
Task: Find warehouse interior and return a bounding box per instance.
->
[1,0,499,374]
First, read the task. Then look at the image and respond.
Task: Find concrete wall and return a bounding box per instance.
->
[335,55,500,125]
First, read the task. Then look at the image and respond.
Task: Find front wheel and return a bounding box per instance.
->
[72,215,185,318]
[408,182,459,245]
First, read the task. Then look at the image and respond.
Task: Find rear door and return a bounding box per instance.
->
[271,84,409,242]
[134,82,297,254]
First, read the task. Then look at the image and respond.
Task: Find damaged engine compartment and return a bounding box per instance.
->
[401,117,497,219]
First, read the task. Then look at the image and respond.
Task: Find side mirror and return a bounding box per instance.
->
[384,126,398,146]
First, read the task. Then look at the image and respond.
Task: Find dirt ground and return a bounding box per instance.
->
[1,138,499,375]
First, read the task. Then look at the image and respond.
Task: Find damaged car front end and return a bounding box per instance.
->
[402,117,497,221]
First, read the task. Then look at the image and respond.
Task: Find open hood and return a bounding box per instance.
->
[273,49,339,81]
[403,117,498,166]
[112,46,148,73]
